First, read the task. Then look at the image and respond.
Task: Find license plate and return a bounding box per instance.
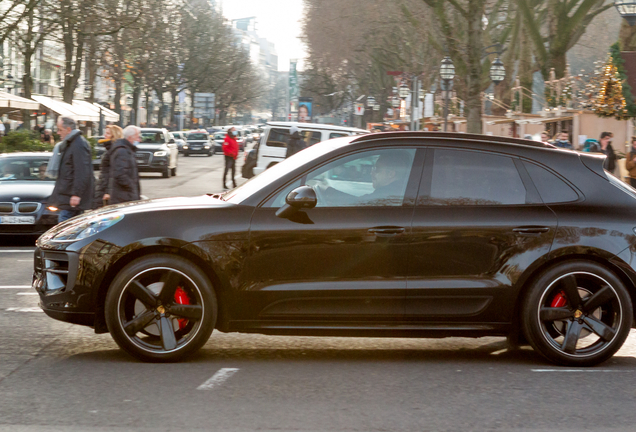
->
[1,216,35,224]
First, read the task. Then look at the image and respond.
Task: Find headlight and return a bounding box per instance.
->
[204,145,210,149]
[183,145,189,149]
[48,213,124,243]
[154,150,168,157]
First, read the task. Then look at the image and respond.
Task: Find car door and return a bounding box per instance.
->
[407,147,557,326]
[238,146,425,326]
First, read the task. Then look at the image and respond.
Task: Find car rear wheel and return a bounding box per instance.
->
[105,254,217,362]
[522,261,632,366]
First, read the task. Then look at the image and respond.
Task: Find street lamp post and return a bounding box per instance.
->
[615,1,636,26]
[439,56,455,132]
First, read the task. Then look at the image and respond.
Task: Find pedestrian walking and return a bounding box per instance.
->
[41,129,54,146]
[108,125,141,204]
[223,127,239,189]
[552,131,573,149]
[625,136,636,188]
[94,124,124,207]
[599,131,617,174]
[47,117,94,223]
[285,125,305,158]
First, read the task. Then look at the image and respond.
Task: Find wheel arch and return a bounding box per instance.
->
[510,253,636,340]
[93,244,230,334]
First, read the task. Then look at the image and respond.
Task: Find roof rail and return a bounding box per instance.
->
[351,131,555,149]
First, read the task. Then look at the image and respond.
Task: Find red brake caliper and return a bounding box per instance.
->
[174,287,191,330]
[551,290,568,308]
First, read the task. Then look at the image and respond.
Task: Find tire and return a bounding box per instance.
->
[162,167,170,178]
[522,260,633,367]
[105,254,217,362]
[184,152,189,157]
[207,151,212,157]
[171,166,177,176]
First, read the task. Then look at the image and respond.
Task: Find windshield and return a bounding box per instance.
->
[0,157,53,181]
[140,132,165,144]
[214,134,225,140]
[224,136,353,204]
[188,133,208,140]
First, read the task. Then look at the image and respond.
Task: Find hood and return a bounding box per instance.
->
[83,194,233,218]
[136,143,167,151]
[0,180,55,202]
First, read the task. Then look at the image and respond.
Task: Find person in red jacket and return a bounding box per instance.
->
[223,127,239,189]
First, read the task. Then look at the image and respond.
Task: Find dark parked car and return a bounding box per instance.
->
[34,132,636,366]
[138,128,179,177]
[212,132,225,154]
[92,136,105,171]
[0,153,58,236]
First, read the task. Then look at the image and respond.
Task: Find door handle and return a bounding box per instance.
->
[513,226,550,234]
[368,227,406,236]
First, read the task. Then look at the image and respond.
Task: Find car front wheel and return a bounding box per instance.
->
[522,261,632,367]
[105,254,217,362]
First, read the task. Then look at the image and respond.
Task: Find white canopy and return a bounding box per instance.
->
[71,100,119,122]
[32,95,99,122]
[0,91,40,111]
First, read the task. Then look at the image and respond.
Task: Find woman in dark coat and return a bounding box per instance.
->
[94,125,123,207]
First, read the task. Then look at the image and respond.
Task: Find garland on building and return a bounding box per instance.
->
[591,54,627,118]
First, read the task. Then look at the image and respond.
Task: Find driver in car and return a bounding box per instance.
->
[320,152,410,206]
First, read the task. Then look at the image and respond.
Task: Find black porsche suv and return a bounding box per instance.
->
[33,132,636,366]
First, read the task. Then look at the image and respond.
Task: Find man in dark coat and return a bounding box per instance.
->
[48,117,94,223]
[108,125,141,204]
[285,125,305,158]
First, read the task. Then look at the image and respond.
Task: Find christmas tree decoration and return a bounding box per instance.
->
[590,55,628,119]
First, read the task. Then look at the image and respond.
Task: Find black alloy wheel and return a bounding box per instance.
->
[522,261,632,366]
[105,254,217,362]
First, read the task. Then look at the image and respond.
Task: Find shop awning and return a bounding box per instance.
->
[72,100,120,122]
[0,91,40,112]
[32,95,99,122]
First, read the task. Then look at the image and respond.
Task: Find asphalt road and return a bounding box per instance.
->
[1,153,636,431]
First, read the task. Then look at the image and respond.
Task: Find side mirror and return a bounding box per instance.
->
[169,138,176,144]
[276,186,317,219]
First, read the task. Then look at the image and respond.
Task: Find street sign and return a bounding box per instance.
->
[355,103,365,116]
[193,92,215,118]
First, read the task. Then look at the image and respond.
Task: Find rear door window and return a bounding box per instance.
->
[420,149,527,205]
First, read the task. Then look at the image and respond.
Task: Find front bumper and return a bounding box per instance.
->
[137,156,170,173]
[33,247,98,328]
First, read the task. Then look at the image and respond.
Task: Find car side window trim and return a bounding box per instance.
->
[513,159,542,204]
[257,146,422,209]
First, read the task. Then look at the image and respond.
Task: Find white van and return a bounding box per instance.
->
[253,122,368,175]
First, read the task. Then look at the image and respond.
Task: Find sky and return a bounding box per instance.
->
[219,0,307,71]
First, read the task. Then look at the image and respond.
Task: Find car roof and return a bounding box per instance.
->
[0,152,53,158]
[267,121,368,134]
[351,131,556,150]
[140,128,168,132]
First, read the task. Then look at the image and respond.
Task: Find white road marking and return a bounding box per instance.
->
[16,292,38,296]
[6,307,42,312]
[0,286,32,289]
[531,369,633,373]
[197,368,239,390]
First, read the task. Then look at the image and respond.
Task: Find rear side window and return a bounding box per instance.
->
[330,133,348,139]
[266,128,290,147]
[523,162,578,203]
[422,149,527,205]
[266,129,322,148]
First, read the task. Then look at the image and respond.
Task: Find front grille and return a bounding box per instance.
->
[17,202,40,213]
[135,151,152,166]
[0,202,14,213]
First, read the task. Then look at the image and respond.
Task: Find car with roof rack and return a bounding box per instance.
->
[34,131,636,366]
